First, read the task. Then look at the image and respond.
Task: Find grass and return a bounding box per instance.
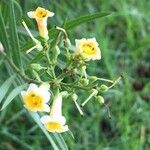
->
[0,0,150,150]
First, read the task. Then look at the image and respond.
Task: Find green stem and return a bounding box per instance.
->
[97,77,114,83]
[108,76,122,89]
[46,52,56,79]
[2,52,41,84]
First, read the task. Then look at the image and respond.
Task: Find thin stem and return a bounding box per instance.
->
[108,76,122,89]
[60,82,92,90]
[2,52,41,84]
[22,21,37,43]
[46,52,56,79]
[97,77,114,83]
[73,99,84,116]
[81,89,98,107]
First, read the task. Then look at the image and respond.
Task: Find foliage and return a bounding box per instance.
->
[0,0,149,150]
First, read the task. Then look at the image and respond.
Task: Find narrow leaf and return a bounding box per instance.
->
[0,11,11,56]
[1,84,27,110]
[0,75,16,103]
[53,133,69,150]
[64,12,110,30]
[8,0,22,68]
[30,112,59,150]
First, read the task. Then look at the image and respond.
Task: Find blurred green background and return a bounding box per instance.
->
[0,0,150,150]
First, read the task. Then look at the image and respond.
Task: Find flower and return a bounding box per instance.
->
[21,83,50,112]
[75,38,101,61]
[41,92,69,133]
[27,7,54,40]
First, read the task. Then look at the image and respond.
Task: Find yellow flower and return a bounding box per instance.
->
[41,92,69,133]
[27,7,54,40]
[21,83,50,112]
[75,38,101,61]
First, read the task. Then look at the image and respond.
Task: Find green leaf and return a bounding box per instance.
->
[1,84,27,110]
[53,133,69,150]
[0,75,16,104]
[64,12,110,30]
[30,52,45,63]
[8,0,22,68]
[30,112,59,150]
[0,10,11,56]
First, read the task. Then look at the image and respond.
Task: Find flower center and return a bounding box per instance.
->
[24,92,43,110]
[35,8,48,18]
[82,43,96,55]
[46,122,63,132]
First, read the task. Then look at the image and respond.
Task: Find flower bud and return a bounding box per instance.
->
[36,42,43,51]
[79,78,89,86]
[0,42,4,53]
[88,76,98,83]
[61,91,69,98]
[91,89,98,96]
[98,84,109,92]
[30,63,45,71]
[71,93,78,101]
[95,96,104,104]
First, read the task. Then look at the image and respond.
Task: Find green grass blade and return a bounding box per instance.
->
[0,11,11,56]
[64,12,110,30]
[0,75,16,103]
[48,12,110,38]
[1,130,32,150]
[1,84,27,110]
[30,112,59,150]
[53,133,69,150]
[8,0,22,68]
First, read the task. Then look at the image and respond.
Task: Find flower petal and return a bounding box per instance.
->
[40,115,52,124]
[27,83,38,92]
[43,104,50,112]
[47,11,55,17]
[21,91,26,97]
[27,11,35,18]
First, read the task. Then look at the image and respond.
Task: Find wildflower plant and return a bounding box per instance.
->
[0,2,121,149]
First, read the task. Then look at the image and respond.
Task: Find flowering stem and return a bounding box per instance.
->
[46,52,56,79]
[22,21,37,43]
[97,77,114,83]
[108,76,122,89]
[73,99,84,116]
[81,89,98,107]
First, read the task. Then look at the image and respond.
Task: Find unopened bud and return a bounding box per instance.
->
[96,96,104,104]
[71,93,78,101]
[61,91,69,98]
[88,76,98,83]
[91,89,98,96]
[0,42,4,53]
[99,84,109,92]
[79,78,89,86]
[36,41,43,51]
[30,63,45,71]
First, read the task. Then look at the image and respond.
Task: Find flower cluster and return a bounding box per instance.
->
[19,7,121,134]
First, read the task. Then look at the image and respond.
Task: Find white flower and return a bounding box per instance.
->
[21,83,50,112]
[75,38,101,61]
[27,7,54,40]
[41,92,69,133]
